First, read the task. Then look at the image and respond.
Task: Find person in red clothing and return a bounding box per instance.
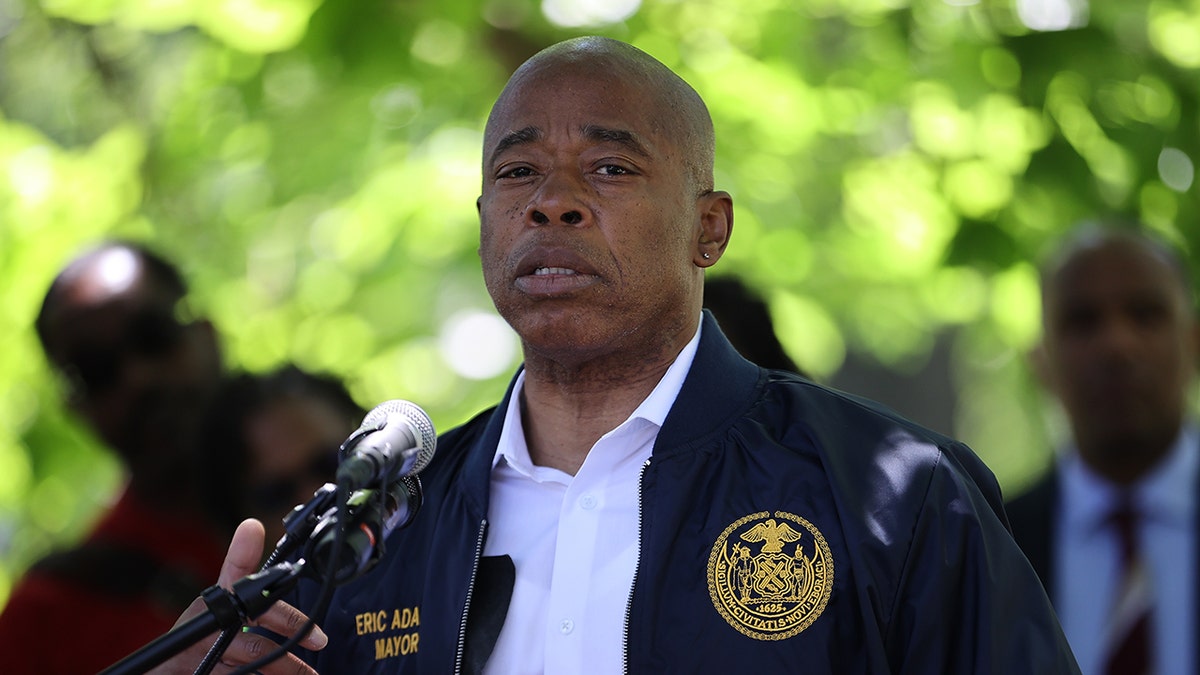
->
[0,241,230,674]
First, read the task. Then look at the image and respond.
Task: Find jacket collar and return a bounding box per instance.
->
[457,310,764,511]
[655,310,763,458]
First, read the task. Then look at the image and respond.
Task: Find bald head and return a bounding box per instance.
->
[37,241,186,355]
[1040,225,1193,312]
[485,36,716,193]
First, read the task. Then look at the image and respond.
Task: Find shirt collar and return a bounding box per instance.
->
[491,315,704,474]
[1059,422,1199,532]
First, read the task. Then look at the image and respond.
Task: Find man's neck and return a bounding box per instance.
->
[517,322,698,475]
[518,364,669,475]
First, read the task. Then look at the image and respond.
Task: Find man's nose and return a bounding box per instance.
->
[527,171,589,227]
[1096,316,1143,359]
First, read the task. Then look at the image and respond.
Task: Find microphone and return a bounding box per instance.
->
[306,475,423,583]
[336,400,436,491]
[306,400,437,584]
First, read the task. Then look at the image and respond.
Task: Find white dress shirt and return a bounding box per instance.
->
[481,320,702,675]
[1054,424,1197,675]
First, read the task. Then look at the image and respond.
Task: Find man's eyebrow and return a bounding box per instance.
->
[488,124,652,165]
[583,125,651,158]
[490,126,542,165]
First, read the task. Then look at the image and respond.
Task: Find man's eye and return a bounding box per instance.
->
[596,164,631,176]
[499,166,534,179]
[1129,301,1169,326]
[1057,307,1100,335]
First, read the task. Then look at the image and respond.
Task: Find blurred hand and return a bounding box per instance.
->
[148,519,327,675]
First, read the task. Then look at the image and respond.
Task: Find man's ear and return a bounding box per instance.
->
[695,190,733,268]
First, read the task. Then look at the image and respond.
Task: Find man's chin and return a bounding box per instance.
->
[1084,419,1175,456]
[508,305,604,342]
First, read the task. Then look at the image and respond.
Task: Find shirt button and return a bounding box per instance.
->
[580,494,597,510]
[560,619,575,634]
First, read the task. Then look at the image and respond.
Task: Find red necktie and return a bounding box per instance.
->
[1103,499,1153,675]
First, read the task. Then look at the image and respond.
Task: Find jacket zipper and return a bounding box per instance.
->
[454,518,488,675]
[622,458,651,675]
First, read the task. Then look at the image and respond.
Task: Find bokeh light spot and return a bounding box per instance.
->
[439,310,519,380]
[1157,147,1194,193]
[542,0,641,28]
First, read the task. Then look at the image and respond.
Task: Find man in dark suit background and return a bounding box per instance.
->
[1007,223,1199,675]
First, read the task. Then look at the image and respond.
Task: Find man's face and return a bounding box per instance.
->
[477,62,706,365]
[42,251,221,461]
[1040,240,1198,461]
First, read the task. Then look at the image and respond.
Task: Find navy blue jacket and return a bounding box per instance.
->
[292,313,1079,673]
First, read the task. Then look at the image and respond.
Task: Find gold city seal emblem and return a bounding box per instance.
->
[707,510,834,640]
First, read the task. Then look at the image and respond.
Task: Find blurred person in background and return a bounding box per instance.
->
[200,364,365,555]
[703,275,807,377]
[0,241,231,673]
[1007,224,1200,675]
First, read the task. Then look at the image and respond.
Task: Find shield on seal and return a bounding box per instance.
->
[751,553,796,598]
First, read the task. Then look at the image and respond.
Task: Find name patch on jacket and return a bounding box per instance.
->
[353,606,420,660]
[707,511,833,640]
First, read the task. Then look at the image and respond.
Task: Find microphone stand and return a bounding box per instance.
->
[191,483,341,675]
[98,403,434,675]
[98,561,304,675]
[189,416,387,674]
[96,484,341,675]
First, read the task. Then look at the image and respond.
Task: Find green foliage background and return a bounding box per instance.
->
[1,0,1198,604]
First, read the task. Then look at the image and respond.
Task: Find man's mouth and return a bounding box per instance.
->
[516,264,596,296]
[533,267,578,276]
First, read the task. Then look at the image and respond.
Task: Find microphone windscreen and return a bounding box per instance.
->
[360,400,437,475]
